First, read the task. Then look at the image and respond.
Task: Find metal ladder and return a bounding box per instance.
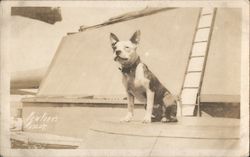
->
[178,8,217,116]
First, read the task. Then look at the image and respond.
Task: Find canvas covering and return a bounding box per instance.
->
[38,8,199,97]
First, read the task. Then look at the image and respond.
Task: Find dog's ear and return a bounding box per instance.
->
[130,30,140,44]
[110,33,119,46]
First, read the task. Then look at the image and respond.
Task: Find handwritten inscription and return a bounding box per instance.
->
[24,112,58,130]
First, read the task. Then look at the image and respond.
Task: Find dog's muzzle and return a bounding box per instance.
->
[115,50,121,56]
[114,55,128,61]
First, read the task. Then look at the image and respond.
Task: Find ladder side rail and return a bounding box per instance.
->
[178,8,202,116]
[196,8,218,116]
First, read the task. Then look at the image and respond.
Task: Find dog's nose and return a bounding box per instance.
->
[116,50,121,56]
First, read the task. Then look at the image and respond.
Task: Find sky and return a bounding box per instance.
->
[9,7,143,72]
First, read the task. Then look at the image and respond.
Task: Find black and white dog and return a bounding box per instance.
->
[110,30,178,123]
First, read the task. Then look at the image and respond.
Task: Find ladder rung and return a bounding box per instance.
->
[181,103,197,106]
[201,13,213,16]
[183,87,199,89]
[190,55,205,58]
[193,40,208,44]
[197,26,211,30]
[186,71,202,74]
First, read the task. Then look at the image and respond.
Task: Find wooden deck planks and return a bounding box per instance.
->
[83,117,239,151]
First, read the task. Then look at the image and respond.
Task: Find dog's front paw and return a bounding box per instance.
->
[120,113,133,122]
[161,116,178,123]
[142,115,151,123]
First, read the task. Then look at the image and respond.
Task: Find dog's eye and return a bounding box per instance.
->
[124,46,130,51]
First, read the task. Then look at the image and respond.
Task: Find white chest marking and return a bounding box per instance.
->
[123,63,150,103]
[135,63,150,87]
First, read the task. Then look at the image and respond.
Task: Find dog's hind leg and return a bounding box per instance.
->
[160,105,168,123]
[151,104,163,122]
[162,94,178,123]
[168,104,178,122]
[161,104,177,123]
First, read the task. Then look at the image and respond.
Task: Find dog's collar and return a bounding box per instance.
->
[119,57,141,74]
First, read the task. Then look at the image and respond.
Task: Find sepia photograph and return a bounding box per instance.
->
[0,0,249,157]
